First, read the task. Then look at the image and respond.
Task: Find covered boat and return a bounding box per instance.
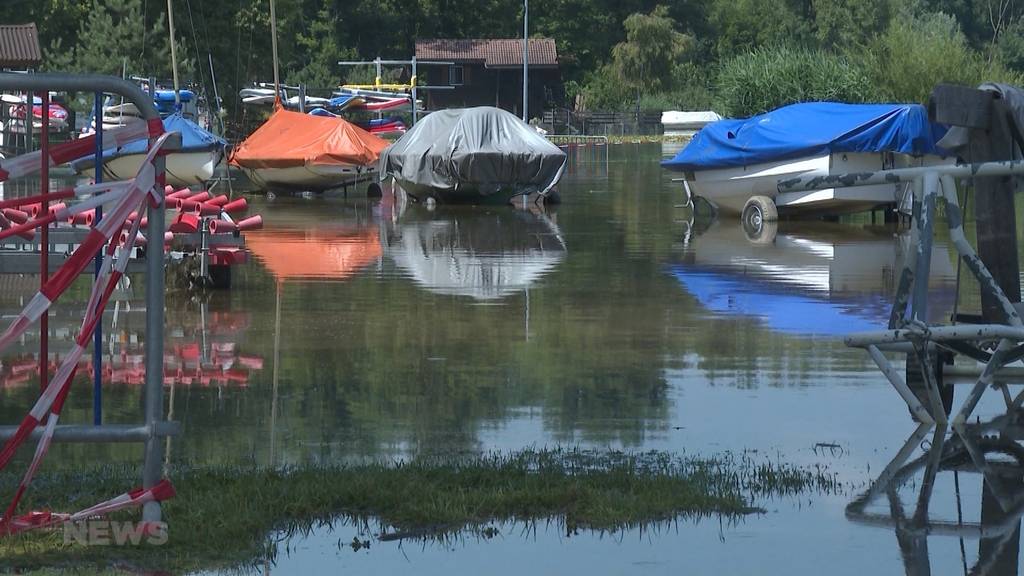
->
[379,106,567,205]
[662,102,949,223]
[230,106,389,192]
[1,94,70,133]
[72,112,226,187]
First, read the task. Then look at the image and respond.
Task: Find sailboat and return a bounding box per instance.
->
[73,110,225,187]
[71,2,226,187]
[228,0,388,192]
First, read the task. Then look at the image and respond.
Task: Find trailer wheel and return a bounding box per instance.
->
[742,220,777,244]
[366,182,383,198]
[741,196,778,244]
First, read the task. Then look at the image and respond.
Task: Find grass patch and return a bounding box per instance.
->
[0,448,836,573]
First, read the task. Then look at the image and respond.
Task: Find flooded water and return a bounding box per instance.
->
[2,143,1023,574]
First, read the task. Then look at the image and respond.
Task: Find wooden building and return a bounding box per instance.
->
[415,38,562,119]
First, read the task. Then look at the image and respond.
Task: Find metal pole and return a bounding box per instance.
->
[269,283,281,465]
[208,53,225,136]
[269,0,280,103]
[411,57,418,125]
[142,134,168,525]
[298,84,306,114]
[166,0,181,108]
[93,91,104,425]
[522,0,528,122]
[39,91,49,391]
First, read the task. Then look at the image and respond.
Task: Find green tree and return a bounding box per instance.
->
[611,6,692,98]
[45,0,173,78]
[709,0,811,58]
[864,10,1021,103]
[716,45,875,116]
[285,6,356,89]
[997,18,1024,71]
[811,0,891,50]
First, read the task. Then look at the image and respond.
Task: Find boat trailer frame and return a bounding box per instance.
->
[779,161,1024,429]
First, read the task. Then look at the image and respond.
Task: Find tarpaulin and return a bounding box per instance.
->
[662,102,947,172]
[229,107,388,169]
[114,113,223,155]
[378,106,567,194]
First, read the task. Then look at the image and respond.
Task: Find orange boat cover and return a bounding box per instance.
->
[245,227,382,281]
[230,107,389,169]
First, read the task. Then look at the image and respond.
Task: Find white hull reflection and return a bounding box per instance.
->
[670,221,957,336]
[382,198,567,300]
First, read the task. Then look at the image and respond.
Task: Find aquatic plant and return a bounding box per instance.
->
[0,448,834,572]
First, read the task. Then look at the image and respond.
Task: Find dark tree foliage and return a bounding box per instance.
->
[0,0,1022,118]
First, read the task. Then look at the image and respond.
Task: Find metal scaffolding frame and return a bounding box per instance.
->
[0,73,176,523]
[778,160,1024,429]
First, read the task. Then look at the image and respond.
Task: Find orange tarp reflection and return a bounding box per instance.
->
[229,108,389,169]
[245,227,382,281]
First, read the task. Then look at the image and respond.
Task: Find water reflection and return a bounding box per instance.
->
[849,410,1024,575]
[246,224,381,283]
[669,221,957,336]
[0,282,264,391]
[382,202,566,300]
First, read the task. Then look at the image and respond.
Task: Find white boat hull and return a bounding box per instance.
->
[684,151,951,215]
[661,110,721,136]
[241,163,377,191]
[96,150,221,187]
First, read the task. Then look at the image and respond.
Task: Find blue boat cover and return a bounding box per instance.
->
[117,113,224,155]
[70,113,224,172]
[308,107,339,118]
[154,89,194,103]
[154,90,194,116]
[662,102,946,172]
[328,95,359,109]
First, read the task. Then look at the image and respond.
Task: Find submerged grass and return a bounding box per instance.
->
[0,448,836,573]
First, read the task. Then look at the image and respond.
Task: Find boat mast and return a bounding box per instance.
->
[166,0,181,107]
[269,0,281,105]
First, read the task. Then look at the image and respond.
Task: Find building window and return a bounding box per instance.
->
[449,65,464,86]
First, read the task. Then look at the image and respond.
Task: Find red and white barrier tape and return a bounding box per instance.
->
[0,130,174,535]
[0,119,160,182]
[3,480,175,536]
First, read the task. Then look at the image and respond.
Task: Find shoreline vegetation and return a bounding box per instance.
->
[0,448,837,573]
[549,134,692,144]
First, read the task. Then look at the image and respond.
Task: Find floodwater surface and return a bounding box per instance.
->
[1,144,1022,574]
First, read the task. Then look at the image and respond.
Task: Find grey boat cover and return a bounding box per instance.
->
[378,106,567,195]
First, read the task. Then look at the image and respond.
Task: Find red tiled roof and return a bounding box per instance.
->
[0,24,41,68]
[416,39,557,68]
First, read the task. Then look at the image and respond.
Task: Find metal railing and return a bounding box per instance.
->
[546,134,610,170]
[0,73,174,523]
